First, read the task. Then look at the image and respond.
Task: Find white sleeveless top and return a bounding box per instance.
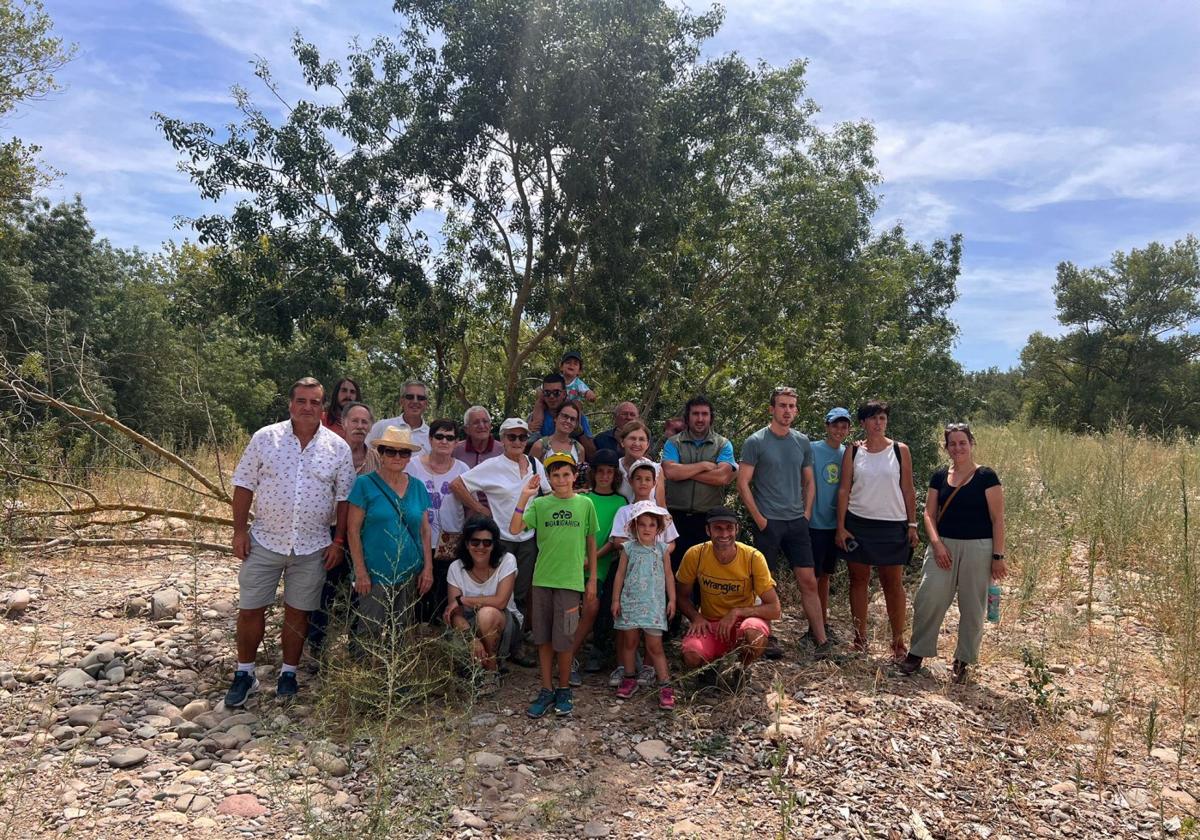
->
[848,444,906,521]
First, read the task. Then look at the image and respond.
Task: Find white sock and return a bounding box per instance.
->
[236,662,256,675]
[280,663,297,675]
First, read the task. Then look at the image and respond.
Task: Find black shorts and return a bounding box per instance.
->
[809,527,839,576]
[754,516,814,573]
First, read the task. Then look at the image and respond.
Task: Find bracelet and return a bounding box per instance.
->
[514,506,525,513]
[907,522,918,528]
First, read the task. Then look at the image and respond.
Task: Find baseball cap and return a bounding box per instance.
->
[499,418,530,433]
[560,350,583,363]
[543,451,578,470]
[824,407,851,423]
[706,506,739,524]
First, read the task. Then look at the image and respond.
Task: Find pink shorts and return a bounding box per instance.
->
[681,617,771,662]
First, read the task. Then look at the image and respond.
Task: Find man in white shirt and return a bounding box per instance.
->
[226,377,356,705]
[450,418,550,664]
[366,379,431,453]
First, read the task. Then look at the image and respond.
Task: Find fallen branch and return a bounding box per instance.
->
[16,536,232,554]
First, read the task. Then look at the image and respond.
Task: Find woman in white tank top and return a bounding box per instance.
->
[834,400,918,660]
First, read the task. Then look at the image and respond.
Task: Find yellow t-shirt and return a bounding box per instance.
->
[675,541,776,621]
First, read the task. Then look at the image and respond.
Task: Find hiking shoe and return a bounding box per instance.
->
[224,670,258,708]
[825,624,842,645]
[658,685,676,710]
[898,654,923,676]
[554,687,574,716]
[952,660,970,684]
[527,688,555,718]
[276,671,298,698]
[616,677,638,699]
[764,634,784,660]
[608,665,626,688]
[569,659,582,687]
[637,664,656,685]
[813,640,835,661]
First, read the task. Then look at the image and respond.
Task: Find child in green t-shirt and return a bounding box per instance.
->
[510,452,598,718]
[576,450,626,674]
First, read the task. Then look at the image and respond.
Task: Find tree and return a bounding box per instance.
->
[1020,236,1200,433]
[0,0,74,209]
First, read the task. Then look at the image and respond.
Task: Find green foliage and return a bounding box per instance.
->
[1019,646,1065,715]
[1020,236,1200,435]
[965,366,1021,424]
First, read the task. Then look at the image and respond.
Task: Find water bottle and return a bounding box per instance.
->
[987,584,1002,623]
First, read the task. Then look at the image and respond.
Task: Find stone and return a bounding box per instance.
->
[1152,747,1180,764]
[472,751,505,771]
[763,722,805,741]
[672,818,704,836]
[66,705,105,727]
[226,724,253,745]
[1048,782,1077,794]
[180,699,209,721]
[151,589,181,620]
[150,811,189,825]
[217,793,268,817]
[55,668,95,690]
[175,793,213,813]
[108,747,150,768]
[310,752,350,777]
[105,666,126,685]
[2,589,31,616]
[583,821,610,837]
[1162,788,1197,809]
[551,728,579,752]
[125,596,150,617]
[452,808,488,829]
[634,739,670,763]
[1090,700,1111,717]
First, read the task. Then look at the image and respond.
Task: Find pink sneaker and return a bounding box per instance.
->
[616,677,637,699]
[658,685,675,710]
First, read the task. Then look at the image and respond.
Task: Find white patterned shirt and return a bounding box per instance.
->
[232,420,356,555]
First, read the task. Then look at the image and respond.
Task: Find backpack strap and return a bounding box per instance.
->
[893,441,903,488]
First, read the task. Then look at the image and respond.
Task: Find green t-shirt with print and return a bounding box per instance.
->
[583,491,626,581]
[522,493,598,591]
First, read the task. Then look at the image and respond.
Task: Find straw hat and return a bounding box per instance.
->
[371,426,423,452]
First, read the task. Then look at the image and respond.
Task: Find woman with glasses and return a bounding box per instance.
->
[406,418,470,623]
[617,420,666,506]
[530,400,591,487]
[346,426,433,658]
[835,400,919,661]
[444,516,523,694]
[901,423,1006,683]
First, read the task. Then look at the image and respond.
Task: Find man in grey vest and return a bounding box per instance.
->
[662,396,737,626]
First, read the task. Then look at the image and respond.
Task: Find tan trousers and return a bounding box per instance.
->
[909,537,993,665]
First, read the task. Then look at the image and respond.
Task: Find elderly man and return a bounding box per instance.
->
[227,377,356,705]
[366,379,430,453]
[454,405,502,467]
[737,386,826,660]
[594,401,640,454]
[450,418,551,665]
[675,506,782,679]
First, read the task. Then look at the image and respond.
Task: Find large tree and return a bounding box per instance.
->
[1021,236,1200,433]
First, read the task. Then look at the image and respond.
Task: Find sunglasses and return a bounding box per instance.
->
[431,433,457,442]
[378,446,414,458]
[403,393,428,401]
[542,389,563,397]
[504,433,529,442]
[468,538,494,548]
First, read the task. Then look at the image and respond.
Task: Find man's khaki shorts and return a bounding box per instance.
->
[530,586,581,653]
[238,537,327,612]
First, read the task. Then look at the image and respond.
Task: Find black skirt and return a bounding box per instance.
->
[839,511,911,567]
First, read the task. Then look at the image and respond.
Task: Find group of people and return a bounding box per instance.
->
[224,352,1007,719]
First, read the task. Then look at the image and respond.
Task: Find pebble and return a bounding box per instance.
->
[108,747,150,768]
[55,668,96,690]
[217,793,268,817]
[149,810,189,825]
[181,699,210,721]
[633,739,670,763]
[151,589,181,620]
[66,705,105,726]
[1151,747,1180,764]
[472,751,506,771]
[2,589,32,616]
[452,809,488,829]
[583,820,610,837]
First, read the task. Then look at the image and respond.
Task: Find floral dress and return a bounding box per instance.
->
[614,540,668,632]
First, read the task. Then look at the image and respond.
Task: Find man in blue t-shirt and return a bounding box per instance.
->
[528,372,594,441]
[810,407,851,642]
[737,386,826,659]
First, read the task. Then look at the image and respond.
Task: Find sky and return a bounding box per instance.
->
[12,0,1200,371]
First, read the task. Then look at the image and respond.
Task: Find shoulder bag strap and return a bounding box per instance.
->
[935,475,966,524]
[368,473,408,527]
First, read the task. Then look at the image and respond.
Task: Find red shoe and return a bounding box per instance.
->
[658,685,675,710]
[616,677,637,699]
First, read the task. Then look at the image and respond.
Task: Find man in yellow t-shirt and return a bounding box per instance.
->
[675,506,782,668]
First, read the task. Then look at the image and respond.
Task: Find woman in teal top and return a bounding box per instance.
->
[347,426,433,655]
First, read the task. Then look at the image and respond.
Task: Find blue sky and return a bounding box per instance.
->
[14,1,1200,371]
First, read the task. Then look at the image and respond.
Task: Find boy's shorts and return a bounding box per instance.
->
[809,527,839,576]
[681,617,771,662]
[530,586,581,653]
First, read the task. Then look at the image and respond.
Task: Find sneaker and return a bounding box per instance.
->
[276,671,298,698]
[554,687,573,716]
[764,634,784,660]
[608,665,626,688]
[616,677,638,699]
[637,664,656,685]
[813,640,835,661]
[224,670,259,708]
[527,688,555,718]
[583,647,605,673]
[569,659,582,687]
[658,685,675,710]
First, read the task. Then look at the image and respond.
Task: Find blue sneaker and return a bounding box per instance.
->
[276,671,298,698]
[527,688,555,718]
[554,687,573,717]
[224,670,258,708]
[569,659,582,687]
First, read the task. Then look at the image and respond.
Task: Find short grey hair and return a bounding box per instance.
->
[342,401,374,421]
[402,379,428,392]
[464,405,490,425]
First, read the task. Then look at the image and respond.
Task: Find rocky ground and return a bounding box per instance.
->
[0,546,1195,839]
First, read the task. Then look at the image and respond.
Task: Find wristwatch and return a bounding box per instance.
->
[992,553,1005,561]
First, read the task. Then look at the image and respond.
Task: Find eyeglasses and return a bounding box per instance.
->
[504,433,530,442]
[542,389,563,398]
[557,413,578,425]
[403,393,428,402]
[378,446,414,458]
[431,433,457,442]
[468,538,494,548]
